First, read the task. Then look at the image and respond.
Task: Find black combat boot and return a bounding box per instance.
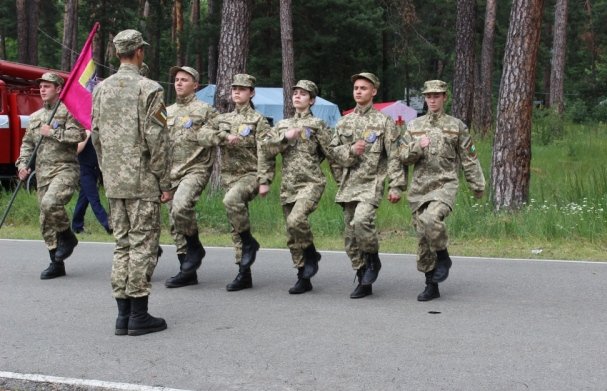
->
[350,267,372,299]
[54,229,78,262]
[289,267,313,294]
[361,252,382,285]
[40,249,66,279]
[127,296,167,336]
[239,230,260,269]
[165,253,198,288]
[226,265,253,291]
[115,298,130,336]
[302,244,321,279]
[181,232,205,273]
[418,271,440,301]
[432,249,452,283]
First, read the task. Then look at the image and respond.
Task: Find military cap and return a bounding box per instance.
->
[170,66,200,82]
[422,80,448,94]
[293,80,318,98]
[113,29,149,54]
[36,72,64,87]
[351,72,380,89]
[231,73,256,88]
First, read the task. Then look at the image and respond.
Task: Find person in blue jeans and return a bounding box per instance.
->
[72,131,111,234]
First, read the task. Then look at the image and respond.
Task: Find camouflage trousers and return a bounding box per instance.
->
[37,171,78,250]
[343,201,378,270]
[109,198,161,299]
[412,201,451,273]
[169,172,209,254]
[282,198,318,268]
[223,174,259,263]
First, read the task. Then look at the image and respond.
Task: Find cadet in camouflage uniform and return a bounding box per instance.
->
[332,72,407,299]
[16,72,86,280]
[163,66,218,288]
[92,29,172,336]
[197,74,274,292]
[262,80,357,294]
[399,80,485,301]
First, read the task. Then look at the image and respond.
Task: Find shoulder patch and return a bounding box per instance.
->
[153,107,167,126]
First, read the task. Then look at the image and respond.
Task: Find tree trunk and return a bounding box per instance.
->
[61,0,78,71]
[190,0,203,73]
[207,0,219,84]
[491,0,545,212]
[214,0,253,113]
[280,0,295,119]
[17,0,40,65]
[472,0,496,137]
[172,0,184,66]
[143,0,163,80]
[549,0,568,114]
[452,0,476,127]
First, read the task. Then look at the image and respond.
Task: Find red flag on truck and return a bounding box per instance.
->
[60,22,100,130]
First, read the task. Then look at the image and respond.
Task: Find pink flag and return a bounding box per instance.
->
[60,22,100,130]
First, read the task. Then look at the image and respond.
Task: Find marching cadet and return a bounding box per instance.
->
[399,80,485,301]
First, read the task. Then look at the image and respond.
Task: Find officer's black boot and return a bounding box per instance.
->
[127,296,167,336]
[361,252,382,285]
[181,232,205,273]
[54,229,78,262]
[302,244,321,279]
[226,265,253,291]
[350,267,372,299]
[418,271,440,301]
[289,267,313,294]
[40,249,66,280]
[239,230,260,269]
[165,253,198,288]
[115,298,130,336]
[432,249,452,283]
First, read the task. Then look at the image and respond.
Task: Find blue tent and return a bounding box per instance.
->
[196,84,341,127]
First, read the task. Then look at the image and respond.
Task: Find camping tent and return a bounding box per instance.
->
[342,101,418,123]
[196,84,342,127]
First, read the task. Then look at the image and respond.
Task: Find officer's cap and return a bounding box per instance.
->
[351,72,380,89]
[293,80,318,98]
[422,80,448,94]
[36,72,64,87]
[170,66,200,83]
[231,74,256,88]
[113,29,149,55]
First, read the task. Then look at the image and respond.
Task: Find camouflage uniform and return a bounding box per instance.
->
[197,75,273,263]
[92,57,170,299]
[400,82,485,273]
[16,94,86,251]
[332,76,407,271]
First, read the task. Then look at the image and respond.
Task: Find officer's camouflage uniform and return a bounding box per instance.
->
[400,102,485,273]
[262,107,356,268]
[92,61,171,299]
[332,102,407,270]
[167,92,217,254]
[16,101,86,250]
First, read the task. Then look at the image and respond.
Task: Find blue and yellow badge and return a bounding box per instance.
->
[300,127,313,140]
[52,120,59,129]
[362,129,377,143]
[239,124,252,137]
[182,117,193,129]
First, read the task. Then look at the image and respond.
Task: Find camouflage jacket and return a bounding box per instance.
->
[332,104,407,206]
[197,103,274,187]
[167,93,218,187]
[91,63,171,200]
[262,110,357,205]
[16,101,86,187]
[399,109,485,212]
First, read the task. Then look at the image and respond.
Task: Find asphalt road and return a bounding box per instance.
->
[0,239,606,391]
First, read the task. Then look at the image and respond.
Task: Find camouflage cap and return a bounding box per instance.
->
[231,73,256,88]
[113,29,149,54]
[36,72,64,87]
[351,72,380,89]
[170,66,200,82]
[422,80,448,94]
[293,80,318,97]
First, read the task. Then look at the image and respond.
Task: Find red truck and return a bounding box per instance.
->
[0,60,69,189]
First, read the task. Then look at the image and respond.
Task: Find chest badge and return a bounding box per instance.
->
[182,117,193,129]
[239,124,252,137]
[301,127,313,140]
[362,129,377,143]
[52,120,59,129]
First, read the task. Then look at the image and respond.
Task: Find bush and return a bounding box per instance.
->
[592,99,607,123]
[565,99,588,124]
[532,108,565,145]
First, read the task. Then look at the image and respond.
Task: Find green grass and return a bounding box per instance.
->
[1,119,606,261]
